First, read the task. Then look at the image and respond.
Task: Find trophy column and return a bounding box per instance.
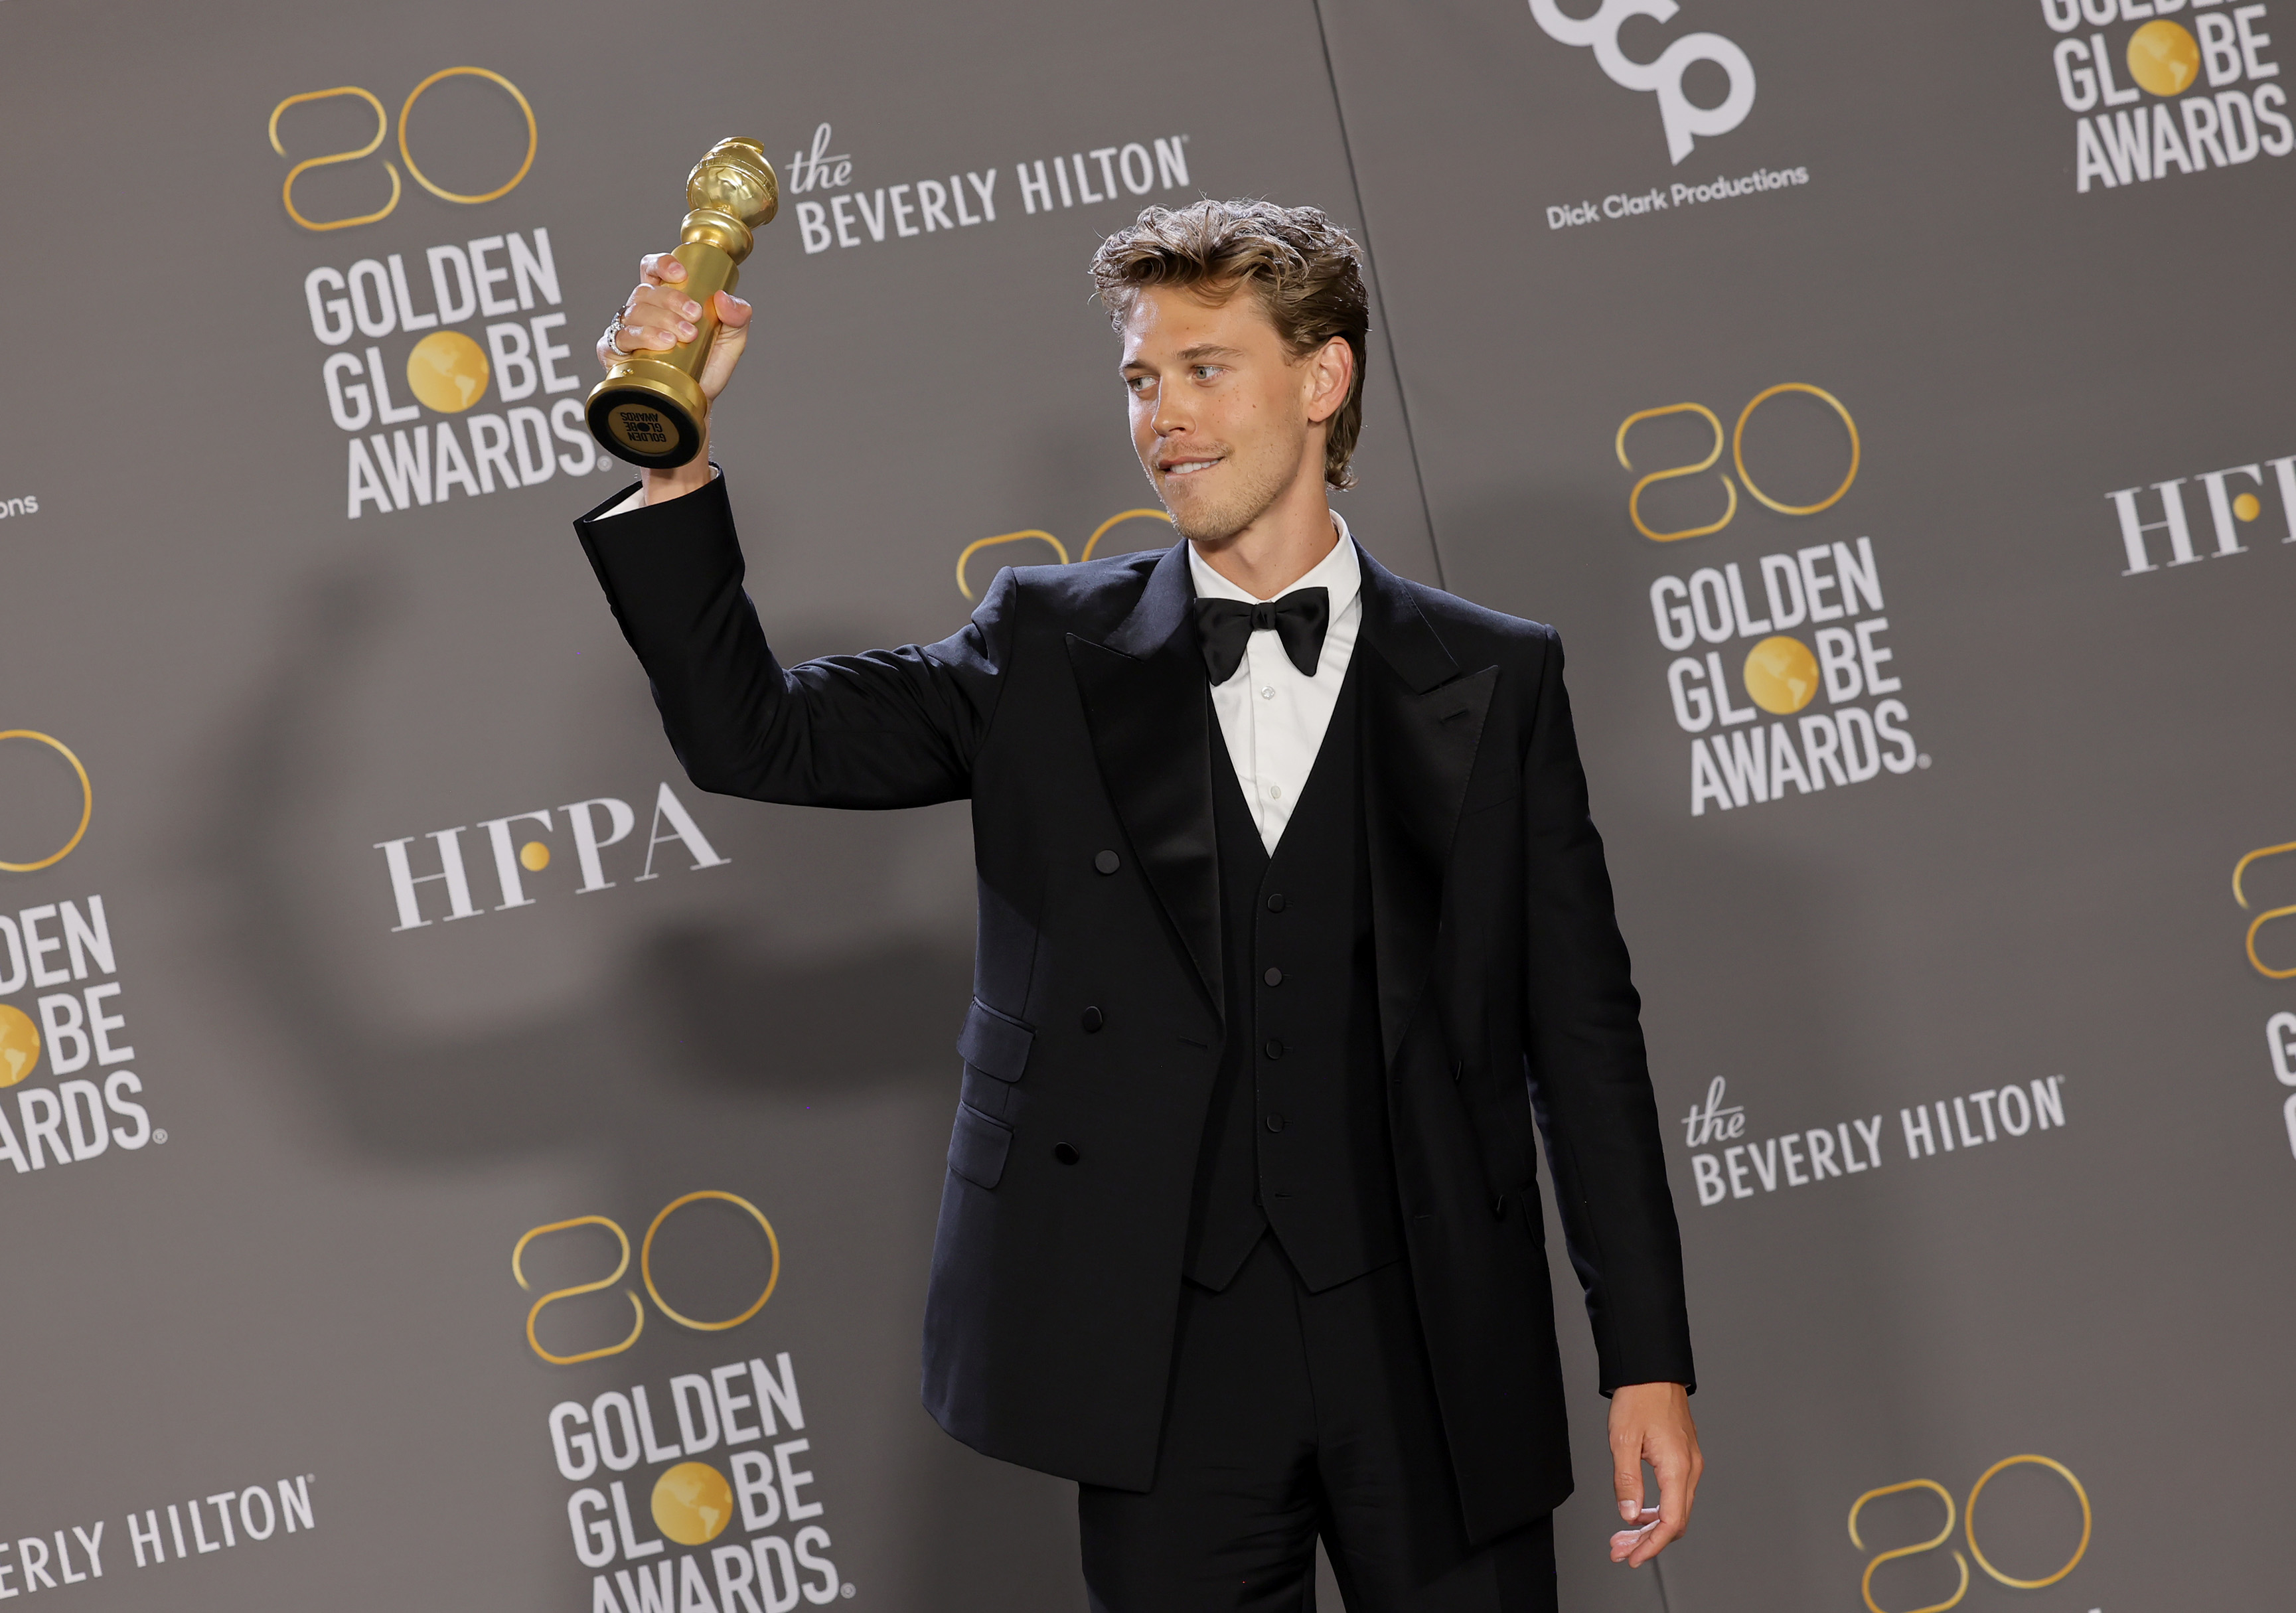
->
[588,137,779,470]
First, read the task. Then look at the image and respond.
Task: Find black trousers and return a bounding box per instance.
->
[1078,1238,1557,1612]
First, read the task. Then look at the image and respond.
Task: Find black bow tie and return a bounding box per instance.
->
[1193,587,1331,684]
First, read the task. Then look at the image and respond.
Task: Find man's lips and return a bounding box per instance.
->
[1158,454,1223,477]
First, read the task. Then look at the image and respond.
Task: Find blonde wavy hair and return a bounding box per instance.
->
[1089,200,1372,491]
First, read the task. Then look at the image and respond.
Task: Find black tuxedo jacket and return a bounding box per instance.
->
[576,475,1693,1542]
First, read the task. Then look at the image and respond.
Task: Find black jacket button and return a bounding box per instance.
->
[1264,1039,1285,1059]
[1492,1194,1508,1218]
[1081,1006,1104,1033]
[1055,1142,1080,1164]
[1263,966,1283,987]
[1266,892,1287,912]
[1094,850,1120,875]
[1265,1114,1284,1132]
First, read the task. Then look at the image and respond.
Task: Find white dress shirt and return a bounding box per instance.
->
[1187,516,1363,854]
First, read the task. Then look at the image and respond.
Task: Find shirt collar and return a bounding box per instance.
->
[1185,512,1362,618]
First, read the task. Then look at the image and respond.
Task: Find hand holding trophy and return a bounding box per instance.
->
[589,137,779,470]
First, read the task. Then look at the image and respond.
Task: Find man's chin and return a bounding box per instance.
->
[1161,489,1245,546]
[1168,510,1246,546]
[1154,456,1291,546]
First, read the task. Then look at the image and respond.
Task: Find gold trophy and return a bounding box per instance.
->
[587,137,779,469]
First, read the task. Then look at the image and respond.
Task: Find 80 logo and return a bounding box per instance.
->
[269,65,536,232]
[1616,382,1861,543]
[1849,1456,2091,1613]
[514,1190,781,1366]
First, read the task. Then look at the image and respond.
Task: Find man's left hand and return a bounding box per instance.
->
[1607,1381,1701,1567]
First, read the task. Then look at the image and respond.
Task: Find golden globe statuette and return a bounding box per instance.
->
[587,137,779,469]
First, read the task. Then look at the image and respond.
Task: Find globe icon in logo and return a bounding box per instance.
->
[2127,20,2200,97]
[404,331,491,413]
[651,1461,734,1547]
[1743,636,1820,715]
[0,1005,38,1088]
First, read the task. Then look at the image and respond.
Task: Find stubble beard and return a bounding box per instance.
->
[1153,448,1296,547]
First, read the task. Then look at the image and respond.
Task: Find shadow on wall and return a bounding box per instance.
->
[204,563,981,1146]
[193,559,1087,1612]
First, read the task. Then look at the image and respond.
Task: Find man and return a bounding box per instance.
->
[575,200,1698,1611]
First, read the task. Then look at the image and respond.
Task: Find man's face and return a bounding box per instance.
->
[1119,283,1347,546]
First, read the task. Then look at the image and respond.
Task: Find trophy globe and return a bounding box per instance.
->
[587,137,780,469]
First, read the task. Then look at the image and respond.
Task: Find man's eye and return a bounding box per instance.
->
[1192,366,1217,381]
[1126,376,1152,394]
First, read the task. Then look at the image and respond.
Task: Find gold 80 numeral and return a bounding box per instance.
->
[955,508,1174,600]
[512,1191,781,1367]
[2233,840,2296,978]
[0,731,93,874]
[1848,1456,2092,1613]
[268,66,537,232]
[1616,383,1861,543]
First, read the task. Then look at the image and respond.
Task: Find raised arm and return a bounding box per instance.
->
[575,252,1014,810]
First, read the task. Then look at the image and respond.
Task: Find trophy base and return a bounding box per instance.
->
[587,362,709,470]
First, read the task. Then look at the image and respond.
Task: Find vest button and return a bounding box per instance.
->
[1266,892,1287,912]
[1093,850,1120,875]
[1263,966,1283,987]
[1265,1114,1285,1132]
[1264,1039,1285,1059]
[1054,1142,1081,1164]
[1081,1006,1104,1033]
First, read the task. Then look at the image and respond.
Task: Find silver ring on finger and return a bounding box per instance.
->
[604,301,636,356]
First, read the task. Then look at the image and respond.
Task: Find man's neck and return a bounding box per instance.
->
[1189,485,1341,601]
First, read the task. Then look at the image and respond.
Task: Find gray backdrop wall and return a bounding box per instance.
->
[1,1,2289,1609]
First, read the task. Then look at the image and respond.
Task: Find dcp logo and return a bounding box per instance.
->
[1529,0,1757,163]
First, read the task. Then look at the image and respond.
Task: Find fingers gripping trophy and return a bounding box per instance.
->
[588,137,777,471]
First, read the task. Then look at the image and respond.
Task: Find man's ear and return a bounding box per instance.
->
[1304,336,1354,425]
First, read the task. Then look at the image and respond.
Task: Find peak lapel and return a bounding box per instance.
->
[1355,547,1497,1066]
[1065,543,1223,1021]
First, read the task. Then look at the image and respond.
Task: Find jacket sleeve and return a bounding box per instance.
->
[574,472,1014,808]
[1517,626,1697,1395]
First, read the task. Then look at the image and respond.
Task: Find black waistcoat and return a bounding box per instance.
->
[1182,657,1406,1293]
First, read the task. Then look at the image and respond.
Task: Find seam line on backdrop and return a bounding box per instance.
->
[1310,0,1447,592]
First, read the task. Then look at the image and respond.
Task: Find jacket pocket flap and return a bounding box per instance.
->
[957,997,1034,1083]
[947,1101,1014,1191]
